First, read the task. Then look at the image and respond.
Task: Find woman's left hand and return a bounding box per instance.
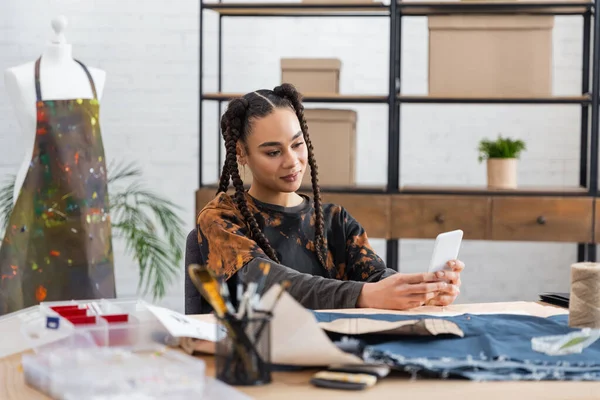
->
[426,259,465,307]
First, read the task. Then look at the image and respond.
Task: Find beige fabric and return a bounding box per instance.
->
[318,317,464,337]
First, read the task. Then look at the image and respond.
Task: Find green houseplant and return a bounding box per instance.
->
[0,160,185,301]
[478,135,526,189]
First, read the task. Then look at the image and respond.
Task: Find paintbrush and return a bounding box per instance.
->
[236,255,245,309]
[187,264,264,378]
[187,264,228,318]
[255,262,271,295]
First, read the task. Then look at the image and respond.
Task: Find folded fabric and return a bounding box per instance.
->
[313,312,600,381]
[318,317,464,337]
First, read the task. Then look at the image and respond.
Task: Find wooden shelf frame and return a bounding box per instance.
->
[197,183,590,197]
[198,0,600,267]
[398,94,592,104]
[201,1,594,17]
[399,185,590,196]
[203,1,390,16]
[397,0,594,16]
[202,92,591,104]
[202,92,389,103]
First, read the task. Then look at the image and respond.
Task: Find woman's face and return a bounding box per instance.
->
[238,107,308,193]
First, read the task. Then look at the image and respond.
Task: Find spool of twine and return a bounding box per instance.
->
[569,262,600,329]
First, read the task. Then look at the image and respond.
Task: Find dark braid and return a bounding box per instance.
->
[217,84,327,269]
[216,117,231,194]
[219,98,280,263]
[273,84,327,269]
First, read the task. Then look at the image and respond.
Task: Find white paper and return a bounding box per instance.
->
[258,284,364,367]
[146,305,220,341]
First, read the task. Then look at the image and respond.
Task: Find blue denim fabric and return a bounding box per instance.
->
[313,312,600,381]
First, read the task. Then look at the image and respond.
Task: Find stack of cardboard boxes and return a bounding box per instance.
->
[282,58,357,188]
[241,58,357,189]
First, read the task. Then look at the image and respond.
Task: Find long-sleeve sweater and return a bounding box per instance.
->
[195,191,397,310]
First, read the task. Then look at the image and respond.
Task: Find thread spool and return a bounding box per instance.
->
[568,262,600,329]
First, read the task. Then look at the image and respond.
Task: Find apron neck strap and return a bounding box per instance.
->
[35,57,98,102]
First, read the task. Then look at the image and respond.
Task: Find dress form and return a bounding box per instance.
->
[4,15,106,204]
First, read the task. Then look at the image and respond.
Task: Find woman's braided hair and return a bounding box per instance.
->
[217,83,327,268]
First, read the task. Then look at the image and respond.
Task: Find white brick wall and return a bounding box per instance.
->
[0,0,585,311]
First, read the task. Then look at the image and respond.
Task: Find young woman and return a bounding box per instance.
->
[196,83,464,310]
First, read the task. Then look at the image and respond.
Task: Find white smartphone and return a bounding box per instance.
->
[428,229,463,273]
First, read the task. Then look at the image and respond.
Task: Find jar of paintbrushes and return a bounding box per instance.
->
[187,262,288,386]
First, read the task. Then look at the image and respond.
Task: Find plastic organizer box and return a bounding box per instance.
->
[20,341,252,400]
[22,343,208,399]
[0,298,173,359]
[2,298,253,400]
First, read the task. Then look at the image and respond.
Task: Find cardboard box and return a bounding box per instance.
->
[238,108,357,188]
[281,58,341,94]
[428,15,554,97]
[301,108,356,187]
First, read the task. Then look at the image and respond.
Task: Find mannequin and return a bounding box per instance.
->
[4,15,106,204]
[0,15,116,315]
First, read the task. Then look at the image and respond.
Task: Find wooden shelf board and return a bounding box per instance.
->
[197,183,589,196]
[204,93,589,104]
[198,183,388,194]
[203,2,389,16]
[201,1,592,16]
[203,92,389,103]
[398,94,591,104]
[399,185,589,196]
[398,0,592,15]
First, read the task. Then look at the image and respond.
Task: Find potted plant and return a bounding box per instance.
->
[478,135,526,189]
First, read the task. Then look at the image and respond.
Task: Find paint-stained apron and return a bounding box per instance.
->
[0,57,116,315]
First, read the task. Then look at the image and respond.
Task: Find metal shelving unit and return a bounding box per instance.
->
[198,0,600,269]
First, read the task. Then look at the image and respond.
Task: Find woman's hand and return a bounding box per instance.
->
[426,259,465,307]
[356,266,462,310]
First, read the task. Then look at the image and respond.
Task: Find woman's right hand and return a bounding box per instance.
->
[356,271,460,310]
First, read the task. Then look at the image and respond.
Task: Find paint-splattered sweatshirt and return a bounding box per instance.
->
[196,191,397,310]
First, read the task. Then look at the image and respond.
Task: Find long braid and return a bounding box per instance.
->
[216,162,230,194]
[222,98,281,263]
[273,84,328,270]
[217,117,231,194]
